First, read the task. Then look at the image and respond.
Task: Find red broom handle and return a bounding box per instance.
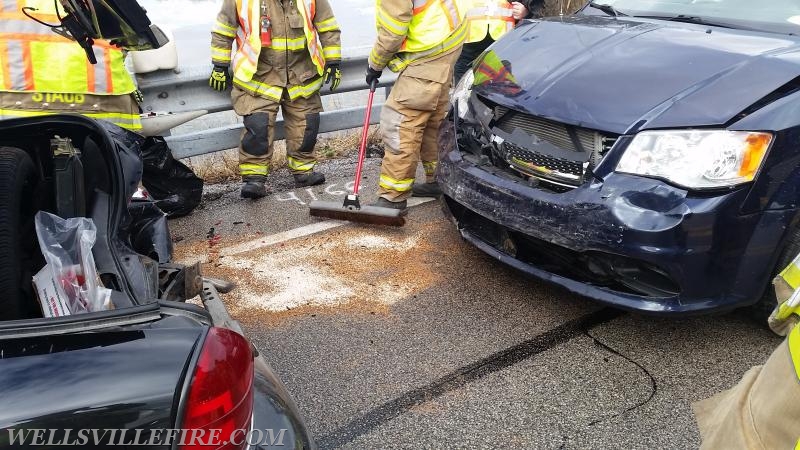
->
[352,80,377,195]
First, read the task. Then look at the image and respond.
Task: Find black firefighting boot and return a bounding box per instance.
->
[411,182,442,197]
[240,175,268,199]
[370,197,407,211]
[293,171,326,187]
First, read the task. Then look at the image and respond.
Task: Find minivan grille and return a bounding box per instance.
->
[487,105,618,189]
[495,107,599,153]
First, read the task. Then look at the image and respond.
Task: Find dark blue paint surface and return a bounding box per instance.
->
[440,14,800,313]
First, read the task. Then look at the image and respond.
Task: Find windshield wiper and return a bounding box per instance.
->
[588,2,626,18]
[637,14,735,29]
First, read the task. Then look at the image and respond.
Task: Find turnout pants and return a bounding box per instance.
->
[693,336,800,449]
[377,49,460,201]
[232,86,323,178]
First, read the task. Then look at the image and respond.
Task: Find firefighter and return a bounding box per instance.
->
[366,0,467,207]
[453,0,543,83]
[210,0,341,199]
[0,0,142,132]
[693,258,800,448]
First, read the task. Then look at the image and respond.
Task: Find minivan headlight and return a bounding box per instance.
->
[450,69,474,119]
[615,130,773,189]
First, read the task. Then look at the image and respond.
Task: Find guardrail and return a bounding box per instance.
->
[136,57,397,159]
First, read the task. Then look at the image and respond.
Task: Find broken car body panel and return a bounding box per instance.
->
[439,13,800,314]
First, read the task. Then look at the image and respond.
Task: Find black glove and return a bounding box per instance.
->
[209,65,230,92]
[324,62,342,91]
[365,66,382,88]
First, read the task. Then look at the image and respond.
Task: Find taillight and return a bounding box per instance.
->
[181,327,254,450]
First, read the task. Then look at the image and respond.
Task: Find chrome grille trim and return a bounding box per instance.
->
[504,142,585,186]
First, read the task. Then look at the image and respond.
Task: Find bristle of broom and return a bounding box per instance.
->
[309,202,406,227]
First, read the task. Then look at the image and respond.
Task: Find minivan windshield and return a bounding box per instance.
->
[596,0,800,35]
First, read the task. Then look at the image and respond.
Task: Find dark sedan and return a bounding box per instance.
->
[0,1,313,448]
[438,0,800,317]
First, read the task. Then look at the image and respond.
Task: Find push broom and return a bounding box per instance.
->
[308,80,406,227]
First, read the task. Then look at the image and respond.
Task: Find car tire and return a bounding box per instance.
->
[0,147,41,321]
[747,224,800,325]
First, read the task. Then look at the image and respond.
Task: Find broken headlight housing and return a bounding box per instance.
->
[450,70,474,120]
[615,130,773,190]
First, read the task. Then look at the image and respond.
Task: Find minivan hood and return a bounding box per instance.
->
[474,16,800,134]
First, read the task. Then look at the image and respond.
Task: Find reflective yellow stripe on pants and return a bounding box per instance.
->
[286,78,323,100]
[239,163,269,176]
[286,156,315,172]
[0,108,142,131]
[233,77,283,101]
[379,174,414,192]
[234,77,323,101]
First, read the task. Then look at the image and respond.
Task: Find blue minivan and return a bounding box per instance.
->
[439,0,800,318]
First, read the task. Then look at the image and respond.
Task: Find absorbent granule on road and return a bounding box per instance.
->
[225,250,356,311]
[344,234,417,251]
[173,222,444,317]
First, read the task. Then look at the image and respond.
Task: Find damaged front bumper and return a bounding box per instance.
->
[437,118,796,314]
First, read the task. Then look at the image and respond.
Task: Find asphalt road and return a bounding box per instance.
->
[170,160,781,449]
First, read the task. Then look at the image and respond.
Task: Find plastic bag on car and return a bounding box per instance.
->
[140,136,203,218]
[34,211,112,314]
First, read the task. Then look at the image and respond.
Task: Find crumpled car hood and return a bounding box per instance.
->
[473,16,800,134]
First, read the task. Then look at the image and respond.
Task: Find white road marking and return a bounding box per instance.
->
[276,181,353,205]
[275,191,307,205]
[305,187,318,201]
[407,196,435,207]
[221,197,435,257]
[221,220,344,256]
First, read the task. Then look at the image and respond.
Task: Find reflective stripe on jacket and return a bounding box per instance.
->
[0,91,142,131]
[465,0,514,42]
[0,0,136,95]
[0,107,142,131]
[782,253,800,375]
[219,0,327,83]
[789,325,800,380]
[212,0,340,101]
[370,0,467,73]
